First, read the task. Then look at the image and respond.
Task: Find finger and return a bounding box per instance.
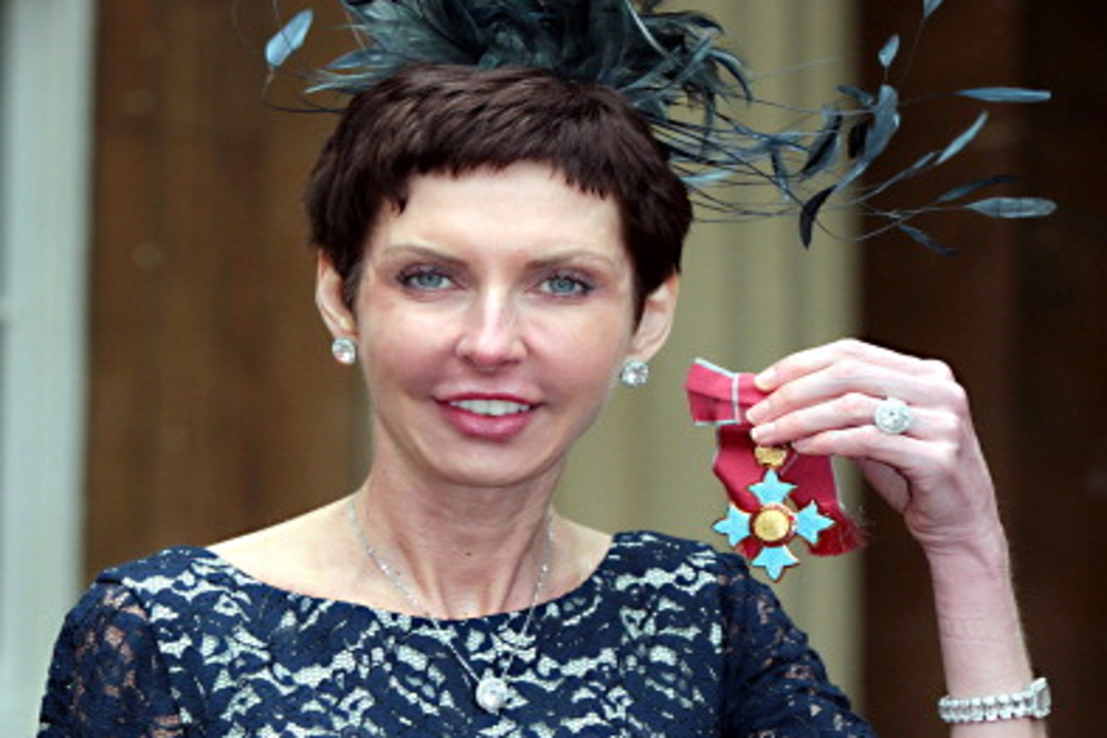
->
[749,392,953,447]
[788,425,958,485]
[755,338,953,392]
[747,361,961,427]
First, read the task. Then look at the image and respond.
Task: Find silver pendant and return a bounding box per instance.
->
[475,676,510,713]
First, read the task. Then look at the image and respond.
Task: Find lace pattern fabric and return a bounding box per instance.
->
[38,531,874,736]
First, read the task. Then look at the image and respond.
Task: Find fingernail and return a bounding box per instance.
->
[755,368,776,391]
[750,422,774,443]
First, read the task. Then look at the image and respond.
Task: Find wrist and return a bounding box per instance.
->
[926,520,1028,658]
[928,536,1021,642]
[924,520,1012,582]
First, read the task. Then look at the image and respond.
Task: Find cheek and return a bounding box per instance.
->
[359,310,450,388]
[536,312,633,386]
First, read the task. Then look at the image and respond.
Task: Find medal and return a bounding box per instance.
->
[686,358,865,580]
[712,445,836,580]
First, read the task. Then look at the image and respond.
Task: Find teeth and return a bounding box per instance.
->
[451,399,532,417]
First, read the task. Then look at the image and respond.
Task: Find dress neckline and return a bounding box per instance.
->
[166,531,639,626]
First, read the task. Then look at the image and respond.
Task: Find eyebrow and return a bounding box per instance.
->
[378,243,619,271]
[525,251,618,271]
[375,244,467,269]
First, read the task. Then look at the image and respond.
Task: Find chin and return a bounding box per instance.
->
[431,452,563,492]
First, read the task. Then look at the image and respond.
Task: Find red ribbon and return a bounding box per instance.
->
[686,359,865,558]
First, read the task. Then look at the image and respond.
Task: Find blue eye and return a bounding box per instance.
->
[541,273,592,296]
[400,268,454,291]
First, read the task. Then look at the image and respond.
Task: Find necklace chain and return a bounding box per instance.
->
[346,497,553,714]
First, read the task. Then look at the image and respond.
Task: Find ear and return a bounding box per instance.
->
[627,274,679,363]
[315,253,358,338]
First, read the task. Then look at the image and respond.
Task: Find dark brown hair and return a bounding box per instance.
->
[305,64,692,316]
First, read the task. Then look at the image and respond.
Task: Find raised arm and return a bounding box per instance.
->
[744,338,1047,737]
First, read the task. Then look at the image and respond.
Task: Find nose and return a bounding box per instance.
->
[455,290,526,370]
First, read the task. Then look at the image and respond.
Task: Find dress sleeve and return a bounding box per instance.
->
[38,582,187,737]
[718,556,877,737]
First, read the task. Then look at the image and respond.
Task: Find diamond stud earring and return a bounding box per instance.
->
[619,361,649,388]
[331,337,358,365]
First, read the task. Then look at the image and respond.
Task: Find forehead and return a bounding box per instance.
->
[370,162,627,259]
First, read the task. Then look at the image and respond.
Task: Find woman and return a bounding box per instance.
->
[38,2,1048,736]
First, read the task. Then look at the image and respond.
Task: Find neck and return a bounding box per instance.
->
[350,468,558,619]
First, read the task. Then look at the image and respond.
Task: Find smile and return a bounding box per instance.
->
[448,399,533,417]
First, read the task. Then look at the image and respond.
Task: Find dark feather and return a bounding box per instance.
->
[965,197,1057,218]
[801,107,843,178]
[838,84,875,107]
[800,187,835,247]
[923,0,946,20]
[878,35,900,69]
[936,111,987,165]
[265,0,1055,249]
[837,85,900,191]
[847,118,870,159]
[862,151,937,201]
[266,9,313,68]
[896,223,956,255]
[935,174,1017,204]
[956,87,1051,103]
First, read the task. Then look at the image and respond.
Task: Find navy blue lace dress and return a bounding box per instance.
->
[38,531,874,736]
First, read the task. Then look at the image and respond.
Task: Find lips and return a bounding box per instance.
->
[439,394,539,440]
[448,398,533,417]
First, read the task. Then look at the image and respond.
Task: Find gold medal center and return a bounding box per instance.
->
[754,445,789,469]
[752,505,795,544]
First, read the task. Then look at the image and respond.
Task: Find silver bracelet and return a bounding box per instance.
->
[938,677,1051,724]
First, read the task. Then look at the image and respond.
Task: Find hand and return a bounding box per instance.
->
[745,339,1001,556]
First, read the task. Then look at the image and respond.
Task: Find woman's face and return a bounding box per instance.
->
[317,162,676,492]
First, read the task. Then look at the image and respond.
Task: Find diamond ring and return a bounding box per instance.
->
[873,397,913,435]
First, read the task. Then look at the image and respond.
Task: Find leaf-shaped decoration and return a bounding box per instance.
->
[923,0,946,20]
[771,148,792,200]
[879,35,900,69]
[935,174,1016,204]
[681,168,733,186]
[799,186,836,247]
[936,111,988,165]
[837,85,900,190]
[956,87,1052,103]
[837,84,875,107]
[710,48,753,101]
[865,151,937,200]
[897,223,956,255]
[801,107,843,177]
[266,9,313,68]
[847,118,870,159]
[269,0,1057,250]
[965,197,1058,218]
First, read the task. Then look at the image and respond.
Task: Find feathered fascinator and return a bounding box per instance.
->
[266,0,1054,251]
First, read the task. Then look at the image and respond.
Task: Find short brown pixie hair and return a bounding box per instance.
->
[305,64,692,317]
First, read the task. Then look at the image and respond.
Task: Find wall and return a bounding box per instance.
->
[0,0,94,732]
